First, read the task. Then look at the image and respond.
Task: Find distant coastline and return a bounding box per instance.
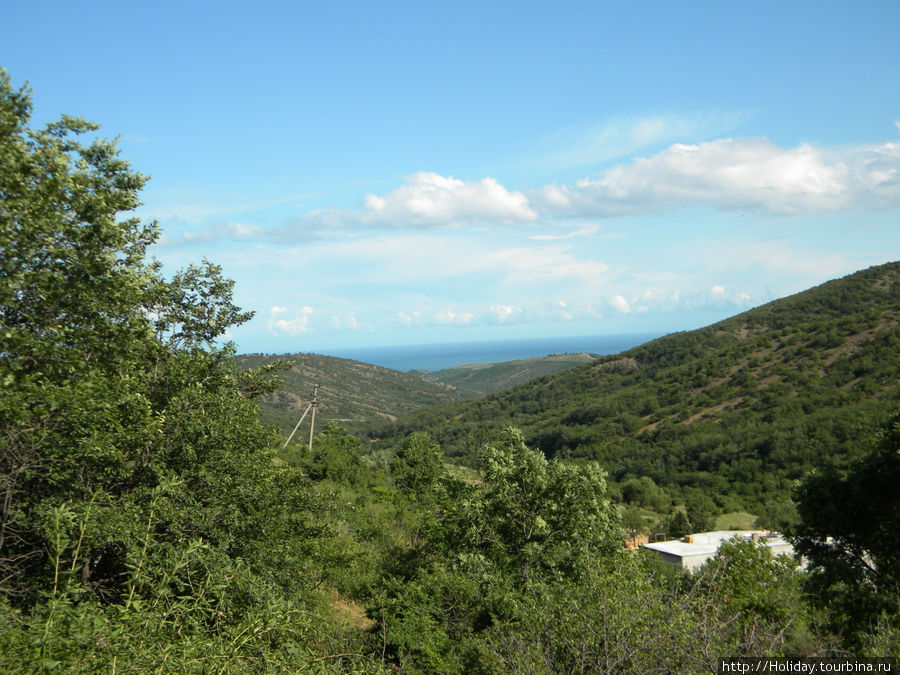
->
[325,333,663,372]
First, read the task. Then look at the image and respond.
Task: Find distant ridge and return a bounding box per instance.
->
[418,352,598,395]
[239,351,601,433]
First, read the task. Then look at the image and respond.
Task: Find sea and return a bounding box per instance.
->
[325,332,663,372]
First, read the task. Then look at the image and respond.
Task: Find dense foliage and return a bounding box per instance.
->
[0,70,371,672]
[2,70,896,670]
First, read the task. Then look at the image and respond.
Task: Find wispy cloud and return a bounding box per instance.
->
[529,225,598,241]
[138,192,318,224]
[529,111,751,171]
[181,222,262,243]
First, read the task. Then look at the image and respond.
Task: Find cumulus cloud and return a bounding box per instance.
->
[536,137,900,217]
[161,131,900,251]
[364,172,537,226]
[711,285,726,296]
[608,294,631,314]
[268,306,314,335]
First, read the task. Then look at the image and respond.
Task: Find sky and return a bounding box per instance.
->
[4,1,900,354]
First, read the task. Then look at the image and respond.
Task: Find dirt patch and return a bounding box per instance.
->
[681,397,744,425]
[595,357,639,371]
[328,589,376,631]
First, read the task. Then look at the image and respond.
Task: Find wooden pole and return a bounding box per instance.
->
[282,402,312,450]
[307,384,319,453]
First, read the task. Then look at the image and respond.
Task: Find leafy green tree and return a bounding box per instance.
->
[482,553,725,673]
[667,489,716,537]
[445,427,622,581]
[391,431,446,500]
[307,423,367,486]
[792,415,900,652]
[698,537,819,656]
[0,70,358,670]
[374,427,623,671]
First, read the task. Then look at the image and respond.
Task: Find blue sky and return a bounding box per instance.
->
[5,1,900,354]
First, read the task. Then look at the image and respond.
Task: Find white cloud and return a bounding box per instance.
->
[536,137,900,217]
[488,304,522,322]
[894,121,900,133]
[268,306,314,335]
[180,222,263,244]
[364,172,537,226]
[609,294,631,314]
[434,310,476,325]
[271,317,310,335]
[315,233,610,289]
[139,193,318,225]
[711,285,726,296]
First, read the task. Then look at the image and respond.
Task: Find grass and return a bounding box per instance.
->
[715,511,758,530]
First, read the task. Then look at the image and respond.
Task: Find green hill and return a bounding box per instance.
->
[364,261,900,511]
[241,352,604,434]
[414,352,598,396]
[238,353,468,433]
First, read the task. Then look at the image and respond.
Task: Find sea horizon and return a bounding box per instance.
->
[316,332,664,372]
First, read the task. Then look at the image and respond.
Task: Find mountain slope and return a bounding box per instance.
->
[239,353,468,433]
[366,262,900,509]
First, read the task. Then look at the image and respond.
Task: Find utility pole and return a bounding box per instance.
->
[307,384,319,453]
[281,384,320,451]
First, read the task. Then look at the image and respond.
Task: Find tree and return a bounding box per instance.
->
[374,427,624,671]
[791,415,900,651]
[391,431,446,500]
[441,427,622,581]
[0,70,349,670]
[307,423,367,486]
[698,537,818,656]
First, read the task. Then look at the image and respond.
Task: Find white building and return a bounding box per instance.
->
[640,530,794,572]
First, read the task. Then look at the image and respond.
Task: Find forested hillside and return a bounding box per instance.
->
[366,261,900,515]
[238,352,467,432]
[239,351,598,434]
